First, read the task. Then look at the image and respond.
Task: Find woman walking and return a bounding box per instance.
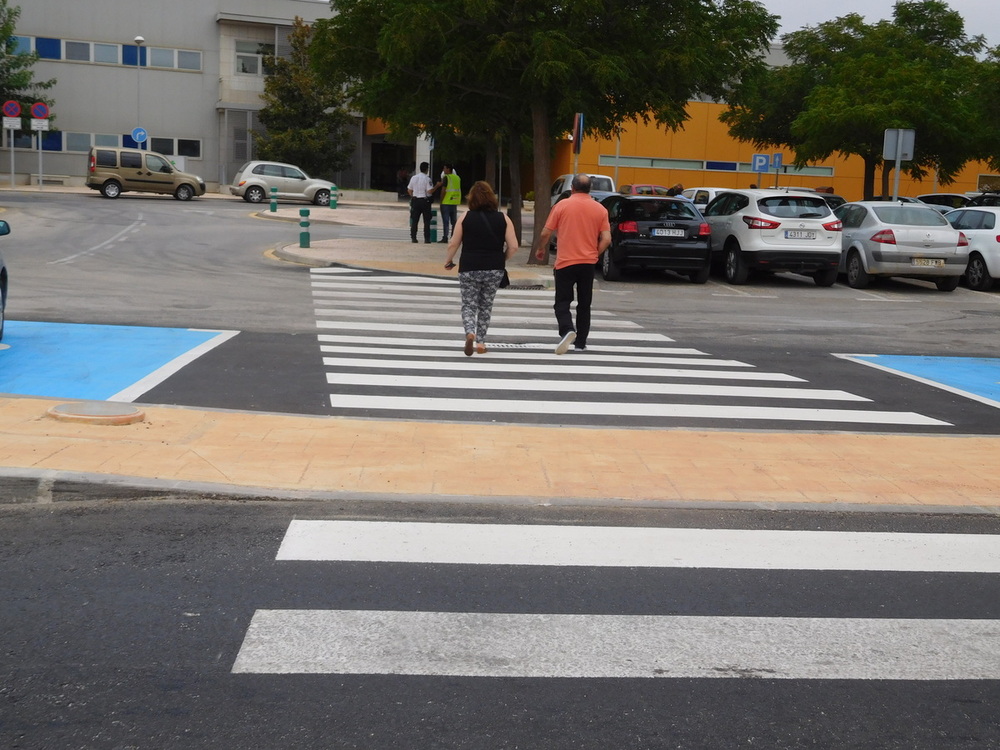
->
[443,181,519,355]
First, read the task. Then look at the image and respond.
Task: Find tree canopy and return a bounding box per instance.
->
[256,17,354,179]
[722,1,988,199]
[312,0,777,255]
[0,0,54,121]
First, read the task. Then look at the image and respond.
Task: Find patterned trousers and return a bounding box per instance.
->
[459,269,504,342]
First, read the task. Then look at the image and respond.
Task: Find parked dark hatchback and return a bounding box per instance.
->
[599,195,711,282]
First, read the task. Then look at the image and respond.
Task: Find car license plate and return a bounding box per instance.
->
[912,258,945,267]
[784,230,816,239]
[651,228,685,237]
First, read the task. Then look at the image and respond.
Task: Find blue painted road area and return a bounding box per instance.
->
[0,321,238,402]
[840,354,1000,409]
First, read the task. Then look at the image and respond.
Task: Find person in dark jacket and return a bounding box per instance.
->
[443,180,519,355]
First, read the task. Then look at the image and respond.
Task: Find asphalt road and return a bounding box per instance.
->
[2,500,1000,748]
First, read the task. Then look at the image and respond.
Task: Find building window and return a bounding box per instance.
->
[66,133,91,152]
[93,43,119,64]
[35,37,61,59]
[236,41,274,75]
[150,137,174,155]
[178,139,201,158]
[150,47,174,68]
[95,134,119,147]
[11,36,32,54]
[177,50,201,70]
[65,40,90,61]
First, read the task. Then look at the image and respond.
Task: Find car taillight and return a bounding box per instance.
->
[822,219,842,232]
[238,180,247,187]
[870,229,896,244]
[958,232,969,247]
[618,220,638,233]
[742,216,781,230]
[88,154,95,173]
[698,222,711,236]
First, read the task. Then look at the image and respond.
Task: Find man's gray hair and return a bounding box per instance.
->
[571,174,592,193]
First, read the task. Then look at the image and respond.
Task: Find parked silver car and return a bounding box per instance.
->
[834,201,969,291]
[0,220,9,341]
[945,206,1000,291]
[230,161,335,205]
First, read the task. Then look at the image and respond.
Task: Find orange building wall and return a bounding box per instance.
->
[550,102,996,201]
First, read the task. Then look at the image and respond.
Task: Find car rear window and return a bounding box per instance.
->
[626,199,700,221]
[94,149,117,168]
[590,177,614,192]
[872,206,948,227]
[757,196,830,219]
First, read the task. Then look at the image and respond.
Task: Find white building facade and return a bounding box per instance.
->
[9,0,372,191]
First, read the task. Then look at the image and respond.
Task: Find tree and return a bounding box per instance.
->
[312,0,777,259]
[256,17,353,179]
[722,1,986,199]
[0,0,55,124]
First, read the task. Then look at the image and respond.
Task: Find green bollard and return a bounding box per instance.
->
[430,208,438,243]
[299,208,310,248]
[329,184,338,209]
[270,186,278,212]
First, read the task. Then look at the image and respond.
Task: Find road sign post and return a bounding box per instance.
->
[3,101,20,187]
[883,129,915,202]
[772,153,784,187]
[30,102,49,190]
[752,153,769,186]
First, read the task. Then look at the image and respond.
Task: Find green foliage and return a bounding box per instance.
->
[723,1,989,198]
[0,0,55,124]
[255,17,353,178]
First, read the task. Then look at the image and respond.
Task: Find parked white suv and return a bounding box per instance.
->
[549,173,616,205]
[703,189,843,286]
[230,161,335,205]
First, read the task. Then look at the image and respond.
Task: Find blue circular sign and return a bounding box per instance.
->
[131,127,148,144]
[3,101,20,117]
[30,102,49,119]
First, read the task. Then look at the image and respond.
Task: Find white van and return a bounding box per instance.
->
[550,174,616,205]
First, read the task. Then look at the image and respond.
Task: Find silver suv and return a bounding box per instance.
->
[230,161,335,206]
[703,189,843,286]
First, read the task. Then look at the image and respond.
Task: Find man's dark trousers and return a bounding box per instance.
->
[410,197,432,242]
[553,262,595,348]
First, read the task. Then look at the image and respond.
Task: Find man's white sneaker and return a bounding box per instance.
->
[555,331,577,355]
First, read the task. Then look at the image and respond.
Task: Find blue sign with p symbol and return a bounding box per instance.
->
[752,153,769,173]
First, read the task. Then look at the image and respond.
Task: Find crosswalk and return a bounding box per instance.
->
[232,520,1000,680]
[311,267,949,429]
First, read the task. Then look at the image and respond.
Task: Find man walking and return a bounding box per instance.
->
[432,163,462,243]
[533,174,611,354]
[407,162,434,243]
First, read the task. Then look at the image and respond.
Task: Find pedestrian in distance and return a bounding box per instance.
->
[431,163,462,243]
[533,173,611,354]
[407,162,435,243]
[444,180,519,356]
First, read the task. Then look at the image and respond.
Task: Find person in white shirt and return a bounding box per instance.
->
[406,162,435,243]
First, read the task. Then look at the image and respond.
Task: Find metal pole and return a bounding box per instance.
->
[892,134,903,202]
[134,36,144,149]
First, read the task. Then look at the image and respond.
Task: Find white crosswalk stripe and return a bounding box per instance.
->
[310,269,949,428]
[232,521,1000,680]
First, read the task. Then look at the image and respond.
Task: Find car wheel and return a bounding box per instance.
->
[689,261,711,284]
[813,267,838,287]
[724,243,748,285]
[601,249,621,281]
[174,184,194,201]
[935,275,960,292]
[101,180,122,199]
[313,189,331,207]
[245,186,266,203]
[846,250,870,289]
[965,253,994,291]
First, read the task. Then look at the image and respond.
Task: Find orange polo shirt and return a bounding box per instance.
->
[545,193,611,270]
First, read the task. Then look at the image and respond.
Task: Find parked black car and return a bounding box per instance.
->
[599,195,712,282]
[968,192,1000,208]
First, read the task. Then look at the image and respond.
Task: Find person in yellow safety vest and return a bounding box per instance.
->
[433,163,462,243]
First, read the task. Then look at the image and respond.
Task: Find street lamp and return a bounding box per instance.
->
[134,35,144,150]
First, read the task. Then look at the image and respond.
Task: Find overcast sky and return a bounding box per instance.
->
[764,0,995,46]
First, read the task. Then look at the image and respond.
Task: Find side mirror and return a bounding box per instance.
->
[0,220,10,236]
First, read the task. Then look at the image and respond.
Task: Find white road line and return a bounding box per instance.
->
[232,610,1000,679]
[317,335,704,355]
[324,372,865,400]
[278,521,998,570]
[311,289,554,306]
[48,217,145,265]
[326,394,945,424]
[316,321,672,340]
[314,308,641,327]
[320,346,751,367]
[312,276,458,286]
[323,358,799,380]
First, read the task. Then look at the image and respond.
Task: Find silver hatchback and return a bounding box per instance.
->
[230,161,335,206]
[834,201,969,291]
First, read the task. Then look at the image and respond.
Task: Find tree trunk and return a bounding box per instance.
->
[881,163,892,197]
[484,137,497,189]
[862,155,878,200]
[527,99,551,266]
[506,132,523,245]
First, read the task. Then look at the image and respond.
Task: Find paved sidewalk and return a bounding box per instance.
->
[1,193,999,511]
